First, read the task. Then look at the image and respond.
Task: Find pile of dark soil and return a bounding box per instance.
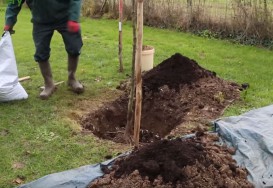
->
[81,53,243,143]
[88,133,253,188]
[82,53,252,187]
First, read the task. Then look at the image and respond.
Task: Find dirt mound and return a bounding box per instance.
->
[83,53,251,187]
[81,53,243,143]
[114,139,203,182]
[142,53,216,92]
[88,133,253,188]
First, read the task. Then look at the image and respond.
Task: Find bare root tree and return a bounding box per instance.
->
[125,0,137,144]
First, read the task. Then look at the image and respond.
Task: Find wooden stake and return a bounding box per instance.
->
[133,0,143,147]
[19,76,31,82]
[40,81,64,90]
[118,0,124,72]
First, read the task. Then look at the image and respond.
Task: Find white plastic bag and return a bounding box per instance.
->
[0,31,28,102]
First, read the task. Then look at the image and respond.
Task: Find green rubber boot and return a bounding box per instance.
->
[68,55,84,94]
[38,61,56,100]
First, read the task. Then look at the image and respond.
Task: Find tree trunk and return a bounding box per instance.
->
[133,0,143,147]
[125,0,137,144]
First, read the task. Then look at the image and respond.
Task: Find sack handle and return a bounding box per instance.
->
[2,31,7,37]
[2,30,15,37]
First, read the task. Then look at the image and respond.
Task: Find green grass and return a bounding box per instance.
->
[0,6,273,188]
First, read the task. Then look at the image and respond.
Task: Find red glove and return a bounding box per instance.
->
[67,21,80,33]
[4,25,11,31]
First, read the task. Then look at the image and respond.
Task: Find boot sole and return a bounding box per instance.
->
[70,86,84,94]
[68,82,84,94]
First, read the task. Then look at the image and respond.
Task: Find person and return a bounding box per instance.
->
[4,0,84,99]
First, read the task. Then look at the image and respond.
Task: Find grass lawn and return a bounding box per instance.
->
[0,6,273,188]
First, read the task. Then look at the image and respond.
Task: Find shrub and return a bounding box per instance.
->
[81,0,273,47]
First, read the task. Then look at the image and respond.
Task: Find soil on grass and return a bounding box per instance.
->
[87,133,254,188]
[81,53,243,143]
[82,53,251,187]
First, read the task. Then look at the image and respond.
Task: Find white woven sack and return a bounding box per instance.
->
[0,32,28,102]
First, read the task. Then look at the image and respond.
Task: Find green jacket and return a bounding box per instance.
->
[5,0,82,26]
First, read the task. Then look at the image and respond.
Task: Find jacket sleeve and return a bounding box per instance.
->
[69,0,82,22]
[5,0,25,26]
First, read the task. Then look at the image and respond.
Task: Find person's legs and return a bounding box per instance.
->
[57,23,84,94]
[33,24,56,99]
